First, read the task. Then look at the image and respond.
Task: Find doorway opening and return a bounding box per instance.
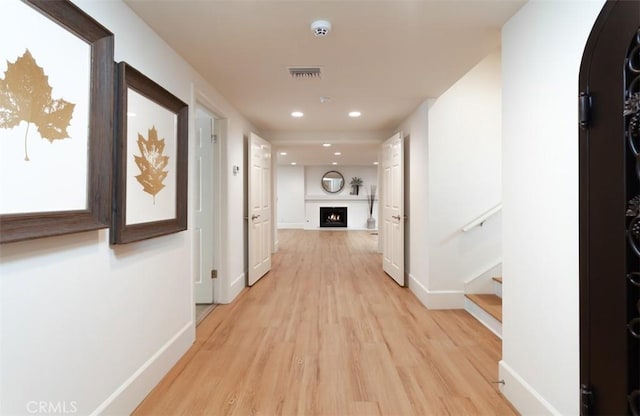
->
[193,104,223,325]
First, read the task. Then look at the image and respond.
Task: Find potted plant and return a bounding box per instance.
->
[367,185,377,229]
[350,177,363,195]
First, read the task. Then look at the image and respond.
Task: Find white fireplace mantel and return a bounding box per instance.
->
[304,194,370,202]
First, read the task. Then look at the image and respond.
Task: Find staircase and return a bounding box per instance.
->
[464,277,502,338]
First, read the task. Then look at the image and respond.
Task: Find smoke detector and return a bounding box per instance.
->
[311,20,331,37]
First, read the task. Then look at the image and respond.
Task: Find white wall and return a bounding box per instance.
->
[276,165,379,230]
[303,166,378,230]
[0,1,256,414]
[277,166,305,228]
[500,1,604,414]
[397,101,430,300]
[428,51,502,305]
[399,52,502,309]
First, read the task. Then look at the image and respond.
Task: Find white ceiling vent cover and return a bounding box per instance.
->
[288,67,322,79]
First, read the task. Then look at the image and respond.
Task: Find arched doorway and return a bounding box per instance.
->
[579,1,639,414]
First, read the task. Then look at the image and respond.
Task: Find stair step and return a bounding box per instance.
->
[492,277,502,298]
[465,294,502,322]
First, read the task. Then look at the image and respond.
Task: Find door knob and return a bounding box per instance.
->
[251,214,260,220]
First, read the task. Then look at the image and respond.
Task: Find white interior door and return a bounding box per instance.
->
[194,109,215,303]
[248,132,272,286]
[382,132,405,286]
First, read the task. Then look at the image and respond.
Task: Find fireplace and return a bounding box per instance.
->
[320,207,347,228]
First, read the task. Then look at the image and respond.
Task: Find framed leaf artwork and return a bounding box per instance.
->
[111,62,188,244]
[0,0,114,243]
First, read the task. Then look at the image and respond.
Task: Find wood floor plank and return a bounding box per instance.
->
[133,230,516,415]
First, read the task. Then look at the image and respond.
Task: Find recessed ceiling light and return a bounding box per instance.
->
[279,152,288,156]
[332,162,338,165]
[373,161,379,165]
[334,152,341,156]
[348,111,361,118]
[291,162,297,165]
[323,143,331,147]
[291,111,304,118]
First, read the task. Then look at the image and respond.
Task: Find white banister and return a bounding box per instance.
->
[462,203,502,232]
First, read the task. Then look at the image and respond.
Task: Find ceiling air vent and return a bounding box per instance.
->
[288,67,321,79]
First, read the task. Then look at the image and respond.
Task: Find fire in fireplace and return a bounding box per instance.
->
[320,207,347,228]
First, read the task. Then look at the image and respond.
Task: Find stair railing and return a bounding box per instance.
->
[461,203,502,232]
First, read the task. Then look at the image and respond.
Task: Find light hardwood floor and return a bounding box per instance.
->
[134,230,516,415]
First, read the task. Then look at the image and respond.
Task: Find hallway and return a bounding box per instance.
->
[134,230,515,415]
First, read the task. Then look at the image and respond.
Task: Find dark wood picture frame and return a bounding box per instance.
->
[0,0,115,244]
[111,62,188,244]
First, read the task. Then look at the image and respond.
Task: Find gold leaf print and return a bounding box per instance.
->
[134,126,169,204]
[0,49,75,161]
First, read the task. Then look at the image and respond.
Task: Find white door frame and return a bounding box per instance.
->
[191,91,225,307]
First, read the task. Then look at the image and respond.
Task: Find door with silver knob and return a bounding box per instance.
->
[247,133,272,286]
[381,132,405,286]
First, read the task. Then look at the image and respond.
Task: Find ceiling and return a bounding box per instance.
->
[275,142,380,167]
[124,0,525,165]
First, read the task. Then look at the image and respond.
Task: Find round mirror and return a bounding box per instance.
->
[321,171,345,193]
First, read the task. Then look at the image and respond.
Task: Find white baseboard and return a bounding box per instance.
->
[303,227,378,231]
[408,274,464,309]
[277,223,306,229]
[464,297,502,338]
[228,272,245,302]
[499,360,560,416]
[92,322,194,415]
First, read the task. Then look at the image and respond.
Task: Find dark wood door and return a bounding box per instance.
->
[579,1,640,415]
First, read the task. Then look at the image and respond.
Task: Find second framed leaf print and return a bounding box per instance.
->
[112,62,188,244]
